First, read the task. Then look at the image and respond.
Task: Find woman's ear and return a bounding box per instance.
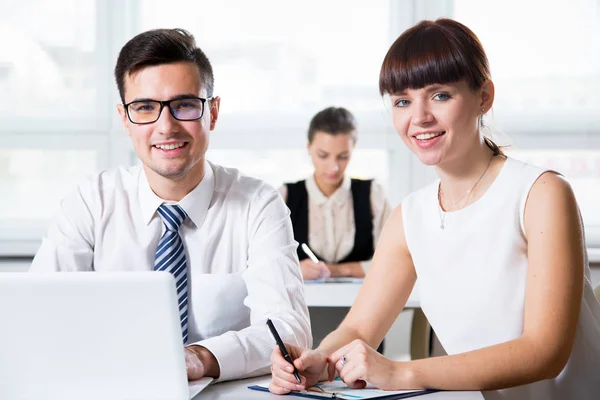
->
[480,80,495,113]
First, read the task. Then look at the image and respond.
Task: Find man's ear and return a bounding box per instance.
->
[209,96,221,131]
[117,104,131,137]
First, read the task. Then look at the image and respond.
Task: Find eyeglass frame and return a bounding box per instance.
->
[123,96,213,125]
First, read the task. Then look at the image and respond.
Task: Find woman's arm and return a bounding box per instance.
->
[385,172,584,391]
[317,204,417,355]
[326,261,365,278]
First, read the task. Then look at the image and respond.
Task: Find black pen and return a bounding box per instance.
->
[266,318,302,384]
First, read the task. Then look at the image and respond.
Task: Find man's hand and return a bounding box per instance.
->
[185,345,220,380]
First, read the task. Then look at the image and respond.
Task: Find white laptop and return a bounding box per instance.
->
[0,271,211,400]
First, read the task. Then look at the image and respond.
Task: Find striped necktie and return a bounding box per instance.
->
[154,204,189,344]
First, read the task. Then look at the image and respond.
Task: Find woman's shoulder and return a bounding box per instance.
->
[502,157,566,197]
[366,179,389,205]
[503,156,552,180]
[278,178,309,202]
[283,179,307,187]
[369,178,385,191]
[526,170,576,213]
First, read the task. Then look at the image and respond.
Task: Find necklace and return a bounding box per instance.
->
[437,154,494,229]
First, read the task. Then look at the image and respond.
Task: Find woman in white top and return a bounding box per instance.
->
[269,18,600,399]
[279,107,392,281]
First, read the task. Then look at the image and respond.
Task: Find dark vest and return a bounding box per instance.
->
[285,179,374,263]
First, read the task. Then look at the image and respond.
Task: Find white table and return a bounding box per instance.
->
[304,282,420,308]
[194,376,484,399]
[304,282,429,360]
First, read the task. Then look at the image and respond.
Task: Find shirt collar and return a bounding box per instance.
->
[306,174,351,206]
[138,160,215,228]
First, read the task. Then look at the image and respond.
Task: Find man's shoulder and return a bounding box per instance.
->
[210,162,277,202]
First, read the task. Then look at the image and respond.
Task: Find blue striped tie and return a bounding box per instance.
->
[155,204,189,344]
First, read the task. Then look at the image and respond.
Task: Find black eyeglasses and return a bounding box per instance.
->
[123,96,212,124]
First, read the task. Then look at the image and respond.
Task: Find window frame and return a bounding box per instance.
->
[1,0,599,257]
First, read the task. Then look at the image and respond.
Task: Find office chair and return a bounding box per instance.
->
[410,309,431,360]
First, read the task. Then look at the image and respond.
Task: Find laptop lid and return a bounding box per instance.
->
[0,271,189,400]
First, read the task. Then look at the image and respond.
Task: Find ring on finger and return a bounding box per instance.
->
[340,354,348,367]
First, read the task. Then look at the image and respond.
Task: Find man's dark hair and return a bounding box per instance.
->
[307,107,357,143]
[114,28,214,103]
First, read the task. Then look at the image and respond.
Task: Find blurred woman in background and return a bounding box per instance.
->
[279,106,392,281]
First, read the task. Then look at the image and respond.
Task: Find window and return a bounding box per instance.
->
[452,0,600,131]
[2,1,599,255]
[448,0,600,243]
[138,0,392,114]
[206,149,390,192]
[138,0,397,217]
[0,149,97,221]
[0,0,105,129]
[0,0,117,253]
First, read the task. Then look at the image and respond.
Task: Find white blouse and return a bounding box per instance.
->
[402,157,600,399]
[279,175,392,272]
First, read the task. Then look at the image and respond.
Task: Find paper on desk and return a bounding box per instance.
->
[251,377,431,399]
[304,277,365,284]
[188,377,213,398]
[317,378,424,398]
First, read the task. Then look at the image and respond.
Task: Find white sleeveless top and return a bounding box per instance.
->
[402,157,600,400]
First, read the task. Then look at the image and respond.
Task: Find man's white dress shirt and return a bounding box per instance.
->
[30,161,312,381]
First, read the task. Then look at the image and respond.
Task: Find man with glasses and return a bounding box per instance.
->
[30,28,312,382]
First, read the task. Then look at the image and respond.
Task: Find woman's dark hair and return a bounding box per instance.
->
[379,18,502,156]
[114,28,214,103]
[308,107,357,144]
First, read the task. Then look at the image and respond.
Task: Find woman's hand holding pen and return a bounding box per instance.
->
[269,344,335,394]
[329,339,413,391]
[300,259,331,280]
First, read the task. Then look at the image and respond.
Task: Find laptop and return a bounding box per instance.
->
[0,271,211,400]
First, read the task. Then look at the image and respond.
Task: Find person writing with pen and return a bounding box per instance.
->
[269,18,600,399]
[279,107,392,281]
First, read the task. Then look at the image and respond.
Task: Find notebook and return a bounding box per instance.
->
[248,377,437,399]
[304,277,365,284]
